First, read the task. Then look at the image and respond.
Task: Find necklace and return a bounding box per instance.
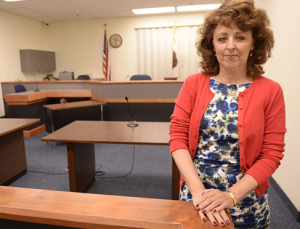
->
[222,83,238,96]
[217,76,241,96]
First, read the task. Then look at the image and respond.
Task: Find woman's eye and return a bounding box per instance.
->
[218,37,227,42]
[237,36,245,40]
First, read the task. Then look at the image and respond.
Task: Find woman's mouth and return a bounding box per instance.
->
[226,55,237,59]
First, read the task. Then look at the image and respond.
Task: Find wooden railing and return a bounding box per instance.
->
[0,186,234,229]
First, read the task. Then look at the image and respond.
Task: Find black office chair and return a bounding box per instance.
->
[130,75,151,80]
[14,84,27,93]
[77,75,90,80]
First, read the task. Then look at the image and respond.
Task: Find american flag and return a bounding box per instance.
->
[103,28,111,81]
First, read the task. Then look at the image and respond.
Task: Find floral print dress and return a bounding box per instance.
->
[179,78,270,229]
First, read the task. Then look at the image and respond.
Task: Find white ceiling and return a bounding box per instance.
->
[0,0,221,22]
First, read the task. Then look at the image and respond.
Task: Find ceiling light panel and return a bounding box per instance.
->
[3,0,26,2]
[132,7,175,15]
[177,4,221,12]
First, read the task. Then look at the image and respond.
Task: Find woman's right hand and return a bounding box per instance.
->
[192,192,209,223]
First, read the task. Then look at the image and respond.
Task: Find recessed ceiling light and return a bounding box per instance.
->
[132,7,175,15]
[3,0,26,2]
[177,4,221,12]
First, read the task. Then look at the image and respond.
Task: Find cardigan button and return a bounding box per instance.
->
[240,107,243,110]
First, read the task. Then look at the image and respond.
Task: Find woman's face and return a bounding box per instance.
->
[212,22,254,73]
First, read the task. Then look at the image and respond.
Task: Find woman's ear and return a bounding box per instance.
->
[251,40,255,50]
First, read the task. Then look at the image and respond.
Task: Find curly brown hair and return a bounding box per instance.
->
[196,0,274,76]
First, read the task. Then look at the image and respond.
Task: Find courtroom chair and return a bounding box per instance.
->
[14,84,27,93]
[130,75,152,80]
[77,75,90,80]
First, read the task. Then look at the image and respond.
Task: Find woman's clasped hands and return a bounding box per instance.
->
[193,189,235,227]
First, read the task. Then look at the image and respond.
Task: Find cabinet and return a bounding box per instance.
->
[20,49,56,72]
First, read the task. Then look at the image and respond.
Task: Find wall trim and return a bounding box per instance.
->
[270,177,300,222]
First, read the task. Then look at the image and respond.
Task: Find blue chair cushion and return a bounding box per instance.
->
[130,75,151,80]
[14,84,27,93]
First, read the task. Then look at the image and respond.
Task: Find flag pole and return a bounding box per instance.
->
[172,22,179,78]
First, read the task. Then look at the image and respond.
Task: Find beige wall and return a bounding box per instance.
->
[0,11,49,117]
[0,11,48,82]
[46,13,204,80]
[256,0,300,211]
[0,0,299,212]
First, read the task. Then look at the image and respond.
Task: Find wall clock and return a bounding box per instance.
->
[109,34,122,48]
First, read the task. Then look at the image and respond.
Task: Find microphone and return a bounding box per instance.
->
[125,96,138,127]
[33,74,40,92]
[123,75,129,81]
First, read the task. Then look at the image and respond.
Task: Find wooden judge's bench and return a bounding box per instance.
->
[1,80,182,137]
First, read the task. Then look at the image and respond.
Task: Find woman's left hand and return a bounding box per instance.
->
[200,189,235,214]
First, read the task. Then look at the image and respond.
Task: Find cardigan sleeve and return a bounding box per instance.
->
[245,84,286,186]
[169,76,195,154]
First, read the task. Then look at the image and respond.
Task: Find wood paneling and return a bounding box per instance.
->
[0,129,27,184]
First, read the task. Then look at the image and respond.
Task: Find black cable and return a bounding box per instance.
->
[27,145,135,177]
[95,145,135,179]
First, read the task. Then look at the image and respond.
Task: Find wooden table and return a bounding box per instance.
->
[41,121,180,199]
[43,100,106,133]
[0,118,40,184]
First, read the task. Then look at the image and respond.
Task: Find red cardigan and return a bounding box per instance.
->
[169,73,286,197]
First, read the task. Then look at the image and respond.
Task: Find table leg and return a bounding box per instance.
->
[172,158,180,200]
[67,143,95,192]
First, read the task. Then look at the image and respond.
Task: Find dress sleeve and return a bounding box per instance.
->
[245,84,286,186]
[169,76,195,154]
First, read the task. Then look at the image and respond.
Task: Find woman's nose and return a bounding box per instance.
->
[226,38,236,50]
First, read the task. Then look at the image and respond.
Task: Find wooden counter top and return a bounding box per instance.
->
[3,90,92,104]
[43,100,105,111]
[0,118,40,137]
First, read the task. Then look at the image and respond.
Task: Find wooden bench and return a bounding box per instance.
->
[0,186,234,229]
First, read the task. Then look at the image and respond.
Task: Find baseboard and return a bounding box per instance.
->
[1,170,27,186]
[269,177,300,222]
[23,124,45,138]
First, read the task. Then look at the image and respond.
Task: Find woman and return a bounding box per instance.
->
[169,0,286,228]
